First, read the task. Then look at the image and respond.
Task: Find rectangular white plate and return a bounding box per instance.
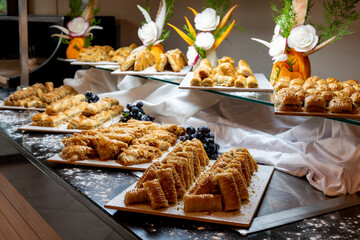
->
[47,144,179,171]
[18,116,121,133]
[179,73,273,92]
[274,110,360,119]
[0,104,45,111]
[70,61,120,66]
[111,65,192,76]
[105,165,274,228]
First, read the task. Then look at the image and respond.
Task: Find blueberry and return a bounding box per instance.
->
[179,136,187,141]
[126,103,132,110]
[186,126,196,135]
[206,138,215,145]
[136,101,144,108]
[132,107,139,114]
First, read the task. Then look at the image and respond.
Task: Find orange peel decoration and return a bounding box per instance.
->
[213,20,235,50]
[187,7,198,16]
[167,23,194,46]
[185,17,196,38]
[216,4,238,30]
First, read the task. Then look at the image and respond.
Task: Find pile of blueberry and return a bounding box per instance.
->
[180,126,220,159]
[120,101,155,122]
[84,91,100,103]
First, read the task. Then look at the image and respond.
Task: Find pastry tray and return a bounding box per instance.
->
[0,104,45,111]
[46,145,179,171]
[274,110,360,119]
[111,66,192,76]
[179,73,273,92]
[105,164,274,228]
[18,116,121,133]
[70,61,120,66]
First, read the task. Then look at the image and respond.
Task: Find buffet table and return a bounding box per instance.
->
[1,83,360,239]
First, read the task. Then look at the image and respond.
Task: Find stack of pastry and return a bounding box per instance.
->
[155,49,188,72]
[32,94,88,127]
[190,57,258,88]
[274,76,360,113]
[4,83,77,108]
[184,148,258,212]
[68,97,123,130]
[108,43,138,65]
[61,119,185,164]
[124,138,210,209]
[120,49,156,71]
[77,45,114,62]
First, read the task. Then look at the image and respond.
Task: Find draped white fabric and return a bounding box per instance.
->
[64,69,360,196]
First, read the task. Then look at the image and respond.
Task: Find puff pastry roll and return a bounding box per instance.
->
[143,179,169,210]
[160,164,186,198]
[237,59,253,77]
[124,188,149,205]
[185,139,210,166]
[201,77,215,87]
[189,171,218,195]
[96,134,128,160]
[196,59,213,79]
[61,145,97,161]
[329,97,353,113]
[62,134,97,148]
[165,160,185,189]
[184,194,222,212]
[215,172,241,211]
[215,63,236,77]
[234,75,246,88]
[225,168,249,200]
[246,76,258,88]
[156,168,177,203]
[232,148,258,172]
[190,74,202,86]
[117,145,156,166]
[217,56,235,66]
[135,162,160,188]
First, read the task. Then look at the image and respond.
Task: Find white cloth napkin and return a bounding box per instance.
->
[64,71,360,196]
[184,98,360,196]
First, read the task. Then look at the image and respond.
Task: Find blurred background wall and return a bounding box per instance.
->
[28,0,360,81]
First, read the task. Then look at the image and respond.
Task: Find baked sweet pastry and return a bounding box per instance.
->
[304,95,326,112]
[329,97,353,113]
[274,89,302,112]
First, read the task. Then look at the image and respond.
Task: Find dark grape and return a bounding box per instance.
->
[208,132,215,139]
[189,133,196,140]
[202,143,208,150]
[195,131,203,139]
[137,112,143,120]
[126,103,132,110]
[214,143,220,151]
[205,138,215,145]
[186,126,196,135]
[210,153,218,160]
[136,101,144,108]
[179,136,187,141]
[132,106,139,114]
[149,115,155,121]
[208,143,215,151]
[141,114,150,121]
[85,91,92,97]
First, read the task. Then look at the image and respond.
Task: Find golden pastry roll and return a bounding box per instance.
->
[46,94,85,115]
[217,56,235,66]
[217,62,236,77]
[215,172,241,211]
[143,179,169,210]
[156,168,177,203]
[184,194,222,212]
[63,101,88,118]
[196,59,213,79]
[329,97,353,113]
[45,82,54,92]
[201,77,215,87]
[61,145,97,161]
[83,97,119,116]
[67,115,88,129]
[31,112,48,124]
[124,188,149,205]
[190,74,202,86]
[304,94,326,112]
[155,53,168,72]
[246,76,258,88]
[237,59,253,77]
[234,75,246,88]
[213,75,233,86]
[225,168,249,200]
[24,97,41,107]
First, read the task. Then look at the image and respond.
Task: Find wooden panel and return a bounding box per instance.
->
[0,174,61,240]
[275,110,360,119]
[0,191,39,240]
[0,209,22,240]
[179,73,273,92]
[105,165,274,228]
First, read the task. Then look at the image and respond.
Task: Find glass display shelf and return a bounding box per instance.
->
[56,59,360,126]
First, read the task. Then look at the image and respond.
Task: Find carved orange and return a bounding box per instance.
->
[149,43,165,63]
[66,37,85,59]
[270,48,311,85]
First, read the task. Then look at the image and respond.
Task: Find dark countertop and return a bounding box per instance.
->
[0,88,359,240]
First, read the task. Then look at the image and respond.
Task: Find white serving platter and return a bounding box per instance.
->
[105,165,274,228]
[70,61,120,66]
[18,116,121,133]
[111,65,192,76]
[179,73,273,92]
[0,104,45,111]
